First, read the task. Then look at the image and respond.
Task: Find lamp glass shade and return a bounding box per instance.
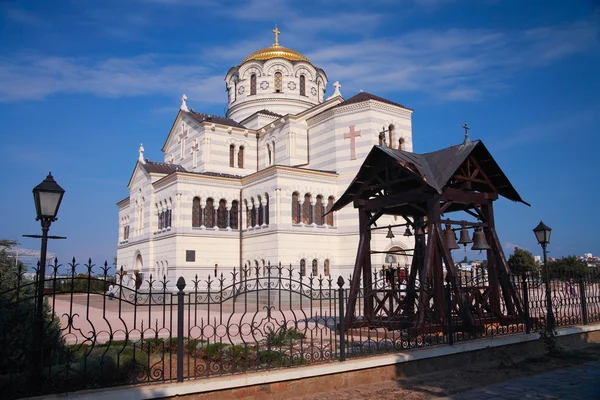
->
[33,173,65,220]
[533,221,551,246]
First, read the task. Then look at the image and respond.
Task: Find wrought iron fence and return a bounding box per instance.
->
[1,259,599,399]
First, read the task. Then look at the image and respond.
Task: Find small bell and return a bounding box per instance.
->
[444,224,460,250]
[471,227,491,251]
[457,224,472,246]
[403,226,413,236]
[386,225,395,239]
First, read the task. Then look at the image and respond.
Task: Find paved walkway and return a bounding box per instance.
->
[443,360,600,400]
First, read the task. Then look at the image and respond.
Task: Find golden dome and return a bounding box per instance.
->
[243,44,310,63]
[242,27,310,63]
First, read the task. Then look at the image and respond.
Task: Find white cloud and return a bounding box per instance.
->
[0,53,226,103]
[1,9,597,104]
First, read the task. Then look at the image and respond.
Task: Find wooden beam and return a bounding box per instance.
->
[358,188,431,211]
[441,187,494,204]
[469,156,498,194]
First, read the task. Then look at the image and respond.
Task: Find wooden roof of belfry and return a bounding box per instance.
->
[330,140,529,215]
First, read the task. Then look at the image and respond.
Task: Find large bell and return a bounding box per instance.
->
[471,227,491,251]
[457,225,472,246]
[444,225,460,250]
[386,225,395,239]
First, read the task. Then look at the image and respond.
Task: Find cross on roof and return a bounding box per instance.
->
[273,26,280,45]
[462,122,471,145]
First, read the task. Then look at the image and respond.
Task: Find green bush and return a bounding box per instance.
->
[265,326,306,347]
[0,296,68,375]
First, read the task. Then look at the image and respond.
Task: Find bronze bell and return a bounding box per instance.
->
[457,224,472,246]
[471,227,491,251]
[386,225,395,239]
[403,226,413,236]
[444,225,460,250]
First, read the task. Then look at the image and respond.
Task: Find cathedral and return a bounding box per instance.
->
[116,28,415,288]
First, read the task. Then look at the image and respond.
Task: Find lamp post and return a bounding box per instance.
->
[31,172,64,383]
[533,221,554,330]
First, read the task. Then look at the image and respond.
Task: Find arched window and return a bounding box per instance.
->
[302,194,312,225]
[192,197,202,227]
[292,192,301,224]
[299,75,306,96]
[257,195,263,226]
[217,199,228,228]
[245,200,250,228]
[264,194,269,225]
[314,195,324,226]
[300,259,306,276]
[250,74,256,95]
[230,200,239,229]
[157,204,164,230]
[271,141,275,164]
[238,146,244,168]
[325,196,334,226]
[204,198,215,228]
[324,259,330,277]
[250,198,257,227]
[229,144,235,167]
[312,259,318,276]
[267,143,272,166]
[214,263,218,277]
[399,137,405,151]
[388,124,394,149]
[274,72,282,93]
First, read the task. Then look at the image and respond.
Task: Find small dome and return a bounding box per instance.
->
[242,44,310,63]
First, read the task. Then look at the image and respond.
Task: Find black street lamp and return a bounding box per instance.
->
[533,221,554,330]
[31,172,64,384]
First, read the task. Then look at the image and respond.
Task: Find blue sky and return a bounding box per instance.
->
[1,0,599,269]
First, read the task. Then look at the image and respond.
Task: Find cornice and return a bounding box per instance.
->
[307,99,413,126]
[117,196,130,207]
[241,165,338,186]
[228,97,317,115]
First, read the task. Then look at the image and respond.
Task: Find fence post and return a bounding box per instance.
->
[337,276,346,362]
[579,277,588,325]
[176,277,186,383]
[445,282,453,345]
[522,273,531,334]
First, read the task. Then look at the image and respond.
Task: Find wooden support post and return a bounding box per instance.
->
[361,209,374,324]
[406,217,425,320]
[346,233,366,328]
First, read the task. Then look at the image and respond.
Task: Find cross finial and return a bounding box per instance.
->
[180,94,188,112]
[138,143,145,164]
[273,26,280,45]
[462,122,471,145]
[327,81,342,100]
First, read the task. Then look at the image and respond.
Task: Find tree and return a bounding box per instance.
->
[0,240,67,381]
[547,256,587,279]
[508,247,538,275]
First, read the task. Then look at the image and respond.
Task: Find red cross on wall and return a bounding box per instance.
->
[344,125,361,160]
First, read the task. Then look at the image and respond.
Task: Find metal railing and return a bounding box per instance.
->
[0,259,599,399]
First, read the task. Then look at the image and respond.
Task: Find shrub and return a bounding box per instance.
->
[264,326,306,347]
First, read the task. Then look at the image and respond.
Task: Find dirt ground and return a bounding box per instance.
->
[291,345,600,400]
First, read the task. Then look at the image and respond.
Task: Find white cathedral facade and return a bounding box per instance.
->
[116,29,415,288]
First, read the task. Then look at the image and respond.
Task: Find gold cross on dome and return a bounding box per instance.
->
[273,26,280,45]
